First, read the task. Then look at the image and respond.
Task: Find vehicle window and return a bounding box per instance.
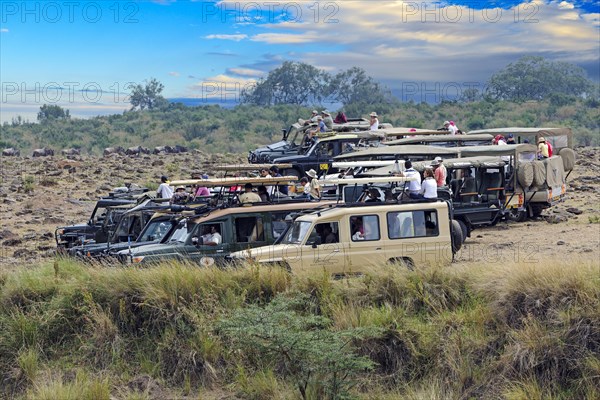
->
[518,152,536,162]
[235,217,265,243]
[341,141,356,153]
[350,215,380,241]
[271,212,294,240]
[308,222,339,245]
[281,221,311,245]
[168,220,189,243]
[196,223,223,245]
[388,210,439,239]
[138,220,174,242]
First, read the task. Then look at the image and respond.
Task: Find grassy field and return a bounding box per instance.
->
[0,258,598,399]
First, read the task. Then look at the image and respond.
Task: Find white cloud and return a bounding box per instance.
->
[0,28,8,33]
[205,34,247,41]
[558,1,575,10]
[227,67,264,77]
[169,71,180,77]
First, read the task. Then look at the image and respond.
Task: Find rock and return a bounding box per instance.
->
[13,249,29,258]
[43,217,63,224]
[3,198,16,204]
[3,238,22,246]
[557,241,566,245]
[566,207,583,215]
[546,215,568,224]
[23,233,36,240]
[0,229,17,240]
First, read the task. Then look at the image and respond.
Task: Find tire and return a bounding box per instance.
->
[530,204,545,218]
[517,162,534,188]
[388,257,415,271]
[559,148,576,172]
[532,160,546,188]
[450,219,463,253]
[506,208,527,222]
[457,219,469,241]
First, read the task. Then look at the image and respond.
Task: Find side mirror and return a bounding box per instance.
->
[311,237,322,248]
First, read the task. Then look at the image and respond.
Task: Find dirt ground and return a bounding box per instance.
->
[0,148,599,271]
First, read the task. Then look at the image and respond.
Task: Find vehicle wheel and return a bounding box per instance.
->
[388,257,414,270]
[450,219,463,253]
[506,208,527,222]
[457,219,469,241]
[530,204,545,218]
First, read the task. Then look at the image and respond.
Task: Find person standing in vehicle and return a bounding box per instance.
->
[269,165,289,196]
[334,111,348,124]
[321,110,334,130]
[239,183,262,204]
[420,168,438,199]
[537,137,549,159]
[306,169,321,200]
[156,175,173,199]
[506,134,516,144]
[404,161,422,199]
[432,157,447,187]
[369,112,379,131]
[448,121,458,135]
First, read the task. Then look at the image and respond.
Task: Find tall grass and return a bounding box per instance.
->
[0,257,597,399]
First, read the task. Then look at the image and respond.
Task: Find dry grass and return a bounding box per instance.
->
[0,257,597,399]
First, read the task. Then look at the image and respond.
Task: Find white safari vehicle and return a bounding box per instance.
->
[229,201,458,276]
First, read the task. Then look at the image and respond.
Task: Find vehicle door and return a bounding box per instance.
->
[301,221,348,276]
[385,209,450,266]
[185,221,229,267]
[313,141,333,174]
[346,214,385,273]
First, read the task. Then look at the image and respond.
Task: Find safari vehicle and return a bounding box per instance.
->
[385,133,494,147]
[272,132,385,177]
[459,144,575,221]
[55,198,136,249]
[365,157,508,235]
[66,199,190,259]
[228,201,462,276]
[467,127,573,150]
[118,201,335,265]
[333,144,460,163]
[248,119,393,164]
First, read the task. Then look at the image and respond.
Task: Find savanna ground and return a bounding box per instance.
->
[0,149,598,399]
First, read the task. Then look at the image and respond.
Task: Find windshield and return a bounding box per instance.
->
[138,219,176,242]
[281,221,312,245]
[166,220,191,243]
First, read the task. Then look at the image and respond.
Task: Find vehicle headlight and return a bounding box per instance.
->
[57,229,65,236]
[132,256,145,263]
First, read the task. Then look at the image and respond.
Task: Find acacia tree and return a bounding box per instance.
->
[129,78,167,110]
[327,67,392,105]
[37,104,70,122]
[487,56,593,101]
[242,61,330,105]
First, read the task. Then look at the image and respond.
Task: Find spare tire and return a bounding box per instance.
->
[450,219,463,254]
[457,219,468,241]
[532,160,547,188]
[559,148,576,172]
[517,162,534,188]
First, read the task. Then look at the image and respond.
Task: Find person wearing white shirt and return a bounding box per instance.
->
[156,175,173,199]
[201,225,221,246]
[404,161,422,199]
[369,112,379,131]
[448,121,458,135]
[420,168,438,199]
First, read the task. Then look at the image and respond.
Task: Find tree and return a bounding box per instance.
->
[129,78,166,110]
[487,56,593,101]
[37,105,70,122]
[241,61,329,106]
[327,67,392,105]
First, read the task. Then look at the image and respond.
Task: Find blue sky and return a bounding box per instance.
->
[1,0,598,121]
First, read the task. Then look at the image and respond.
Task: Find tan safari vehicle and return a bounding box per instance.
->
[229,200,460,276]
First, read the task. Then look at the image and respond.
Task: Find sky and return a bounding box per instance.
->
[0,0,598,122]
